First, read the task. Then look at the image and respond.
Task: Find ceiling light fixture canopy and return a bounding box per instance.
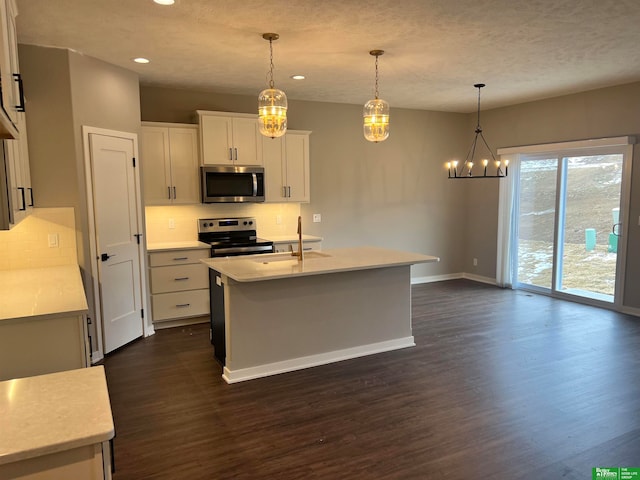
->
[363,50,389,143]
[258,33,287,139]
[447,83,507,178]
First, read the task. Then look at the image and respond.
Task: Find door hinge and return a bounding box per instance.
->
[132,157,136,167]
[141,308,144,319]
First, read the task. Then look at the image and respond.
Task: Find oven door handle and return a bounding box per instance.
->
[212,245,273,255]
[252,173,258,197]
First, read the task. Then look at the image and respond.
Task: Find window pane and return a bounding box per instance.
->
[558,154,622,300]
[516,157,558,289]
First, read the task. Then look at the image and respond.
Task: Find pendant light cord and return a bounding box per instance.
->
[475,85,482,133]
[268,39,275,89]
[374,54,380,99]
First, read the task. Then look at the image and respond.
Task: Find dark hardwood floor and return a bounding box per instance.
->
[103,280,640,479]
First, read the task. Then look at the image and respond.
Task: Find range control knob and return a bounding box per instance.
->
[243,221,248,225]
[248,221,253,225]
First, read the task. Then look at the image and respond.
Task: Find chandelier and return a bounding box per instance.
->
[258,33,288,139]
[447,84,507,178]
[363,50,389,143]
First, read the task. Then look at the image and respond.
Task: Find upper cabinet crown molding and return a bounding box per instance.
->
[196,110,262,166]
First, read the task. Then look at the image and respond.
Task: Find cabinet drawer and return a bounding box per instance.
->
[149,248,210,267]
[150,263,209,293]
[273,241,321,253]
[152,289,210,321]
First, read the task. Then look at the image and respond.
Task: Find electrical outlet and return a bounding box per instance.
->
[473,258,478,267]
[168,218,175,229]
[48,233,59,248]
[276,215,282,225]
[313,213,322,223]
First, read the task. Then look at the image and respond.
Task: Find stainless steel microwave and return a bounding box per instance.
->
[200,165,265,203]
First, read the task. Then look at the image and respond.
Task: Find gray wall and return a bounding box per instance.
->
[141,86,469,278]
[467,81,640,308]
[18,44,141,349]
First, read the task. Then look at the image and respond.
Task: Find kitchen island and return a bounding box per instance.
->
[201,246,439,383]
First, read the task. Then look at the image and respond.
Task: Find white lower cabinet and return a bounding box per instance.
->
[0,314,89,381]
[149,248,210,325]
[0,442,111,480]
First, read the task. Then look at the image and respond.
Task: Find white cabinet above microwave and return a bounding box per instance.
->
[196,111,262,166]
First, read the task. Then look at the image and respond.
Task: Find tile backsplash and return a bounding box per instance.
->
[0,207,78,270]
[144,203,302,244]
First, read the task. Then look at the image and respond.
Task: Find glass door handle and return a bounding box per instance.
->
[613,223,620,236]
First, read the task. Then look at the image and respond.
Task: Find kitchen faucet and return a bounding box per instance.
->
[290,215,303,261]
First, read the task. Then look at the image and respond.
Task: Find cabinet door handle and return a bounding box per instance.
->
[173,257,188,261]
[287,186,291,198]
[176,303,191,308]
[173,186,177,199]
[229,148,233,161]
[168,186,172,199]
[13,74,25,112]
[282,186,287,198]
[234,147,238,161]
[17,187,26,211]
[27,187,34,207]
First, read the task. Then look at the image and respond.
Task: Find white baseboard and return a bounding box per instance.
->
[620,305,640,318]
[91,351,104,364]
[222,336,415,384]
[411,272,497,286]
[461,272,497,285]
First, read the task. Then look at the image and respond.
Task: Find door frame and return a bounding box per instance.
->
[497,136,635,313]
[82,126,153,362]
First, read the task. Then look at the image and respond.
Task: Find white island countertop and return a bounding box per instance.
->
[0,366,114,465]
[0,265,88,321]
[201,246,439,282]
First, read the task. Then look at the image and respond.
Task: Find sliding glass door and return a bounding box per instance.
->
[512,144,629,306]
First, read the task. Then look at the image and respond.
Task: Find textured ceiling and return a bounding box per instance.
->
[15,0,640,112]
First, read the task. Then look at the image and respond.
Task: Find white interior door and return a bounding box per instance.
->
[89,133,143,353]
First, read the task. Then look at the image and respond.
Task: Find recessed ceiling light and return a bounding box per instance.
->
[291,74,305,80]
[153,0,175,5]
[133,57,150,64]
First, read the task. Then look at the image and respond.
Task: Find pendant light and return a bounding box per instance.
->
[258,33,288,139]
[363,50,389,143]
[447,83,507,178]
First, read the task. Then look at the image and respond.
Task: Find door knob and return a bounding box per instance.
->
[101,253,115,262]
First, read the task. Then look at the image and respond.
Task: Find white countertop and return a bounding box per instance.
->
[0,265,88,321]
[265,234,323,243]
[147,240,210,252]
[0,366,115,465]
[201,246,439,282]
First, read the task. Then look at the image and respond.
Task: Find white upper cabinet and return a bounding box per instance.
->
[197,111,262,166]
[0,0,20,138]
[263,130,311,203]
[140,123,200,205]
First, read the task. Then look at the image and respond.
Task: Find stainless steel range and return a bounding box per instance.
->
[198,217,274,257]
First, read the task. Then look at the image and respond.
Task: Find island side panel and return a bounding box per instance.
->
[223,265,413,376]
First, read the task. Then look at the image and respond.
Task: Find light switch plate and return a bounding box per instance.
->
[48,233,59,248]
[313,214,322,223]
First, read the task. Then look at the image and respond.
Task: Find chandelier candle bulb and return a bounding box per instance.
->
[482,159,488,176]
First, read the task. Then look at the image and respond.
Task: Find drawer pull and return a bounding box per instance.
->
[174,277,190,281]
[176,303,191,308]
[173,257,189,261]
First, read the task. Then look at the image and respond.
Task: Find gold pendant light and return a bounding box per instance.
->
[363,50,390,143]
[258,33,288,139]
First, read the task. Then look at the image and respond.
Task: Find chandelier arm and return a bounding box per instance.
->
[462,133,480,176]
[477,131,497,162]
